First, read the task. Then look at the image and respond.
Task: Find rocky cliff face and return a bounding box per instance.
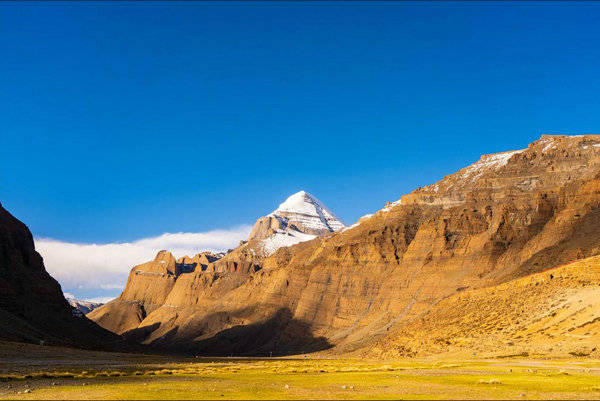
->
[370,254,600,359]
[177,252,221,271]
[88,250,182,335]
[0,203,123,349]
[90,135,600,356]
[88,191,342,343]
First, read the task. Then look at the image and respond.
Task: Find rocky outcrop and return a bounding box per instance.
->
[88,250,181,335]
[87,249,265,337]
[90,135,600,356]
[89,191,343,350]
[0,203,123,349]
[177,252,221,272]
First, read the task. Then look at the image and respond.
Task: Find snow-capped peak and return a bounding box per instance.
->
[275,190,328,214]
[249,190,345,256]
[269,190,345,233]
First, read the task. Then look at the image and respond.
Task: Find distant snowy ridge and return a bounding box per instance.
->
[64,294,105,315]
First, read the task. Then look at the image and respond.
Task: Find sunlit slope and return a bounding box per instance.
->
[373,255,600,358]
[90,135,600,356]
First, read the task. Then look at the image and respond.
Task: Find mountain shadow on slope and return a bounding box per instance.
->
[122,307,332,356]
[516,205,600,277]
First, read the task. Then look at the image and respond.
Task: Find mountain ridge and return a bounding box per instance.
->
[89,134,600,356]
[88,190,343,339]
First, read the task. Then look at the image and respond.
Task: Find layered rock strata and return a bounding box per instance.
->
[91,135,600,356]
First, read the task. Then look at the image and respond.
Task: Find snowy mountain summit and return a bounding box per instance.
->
[272,190,345,234]
[248,191,345,255]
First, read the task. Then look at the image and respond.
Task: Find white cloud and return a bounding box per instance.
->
[86,296,116,304]
[36,226,252,299]
[99,283,124,290]
[63,291,113,304]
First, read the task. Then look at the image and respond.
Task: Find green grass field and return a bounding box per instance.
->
[1,355,599,400]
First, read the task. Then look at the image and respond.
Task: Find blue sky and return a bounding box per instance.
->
[2,1,600,300]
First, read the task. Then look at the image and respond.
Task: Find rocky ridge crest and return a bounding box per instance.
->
[90,135,600,357]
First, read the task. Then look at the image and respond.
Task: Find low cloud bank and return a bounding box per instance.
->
[36,226,252,300]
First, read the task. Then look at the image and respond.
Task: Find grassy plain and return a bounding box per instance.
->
[1,342,599,400]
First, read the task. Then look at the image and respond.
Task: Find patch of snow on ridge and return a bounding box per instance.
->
[541,138,557,152]
[461,149,524,181]
[423,183,439,193]
[339,195,405,235]
[480,150,524,168]
[340,223,360,232]
[382,199,402,212]
[340,213,374,233]
[261,230,317,255]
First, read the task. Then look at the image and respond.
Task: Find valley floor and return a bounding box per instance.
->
[1,342,599,400]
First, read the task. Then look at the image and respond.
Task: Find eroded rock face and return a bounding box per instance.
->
[87,248,265,336]
[91,135,600,356]
[89,250,193,335]
[0,203,122,349]
[369,254,600,359]
[89,191,344,349]
[177,252,221,272]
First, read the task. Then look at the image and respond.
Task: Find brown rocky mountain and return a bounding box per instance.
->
[0,202,124,349]
[177,252,221,270]
[88,192,344,349]
[371,254,600,359]
[90,135,600,357]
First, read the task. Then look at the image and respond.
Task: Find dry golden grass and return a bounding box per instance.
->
[1,353,599,400]
[373,255,600,360]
